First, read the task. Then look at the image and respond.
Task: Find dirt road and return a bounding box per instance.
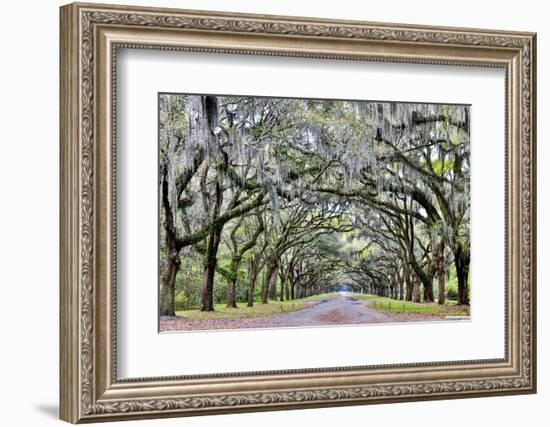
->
[160,292,446,332]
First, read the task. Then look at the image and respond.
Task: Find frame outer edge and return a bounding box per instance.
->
[60,3,81,424]
[529,33,537,393]
[60,2,537,422]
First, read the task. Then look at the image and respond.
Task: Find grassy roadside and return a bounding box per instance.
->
[355,293,470,317]
[174,293,339,320]
[173,292,470,320]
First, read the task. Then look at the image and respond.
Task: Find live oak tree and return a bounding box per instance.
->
[220,210,264,308]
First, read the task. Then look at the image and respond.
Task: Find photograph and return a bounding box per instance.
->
[158,94,471,332]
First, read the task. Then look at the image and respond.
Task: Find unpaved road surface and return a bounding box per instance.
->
[160,293,457,332]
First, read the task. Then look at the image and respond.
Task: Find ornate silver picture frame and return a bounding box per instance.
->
[60,2,536,423]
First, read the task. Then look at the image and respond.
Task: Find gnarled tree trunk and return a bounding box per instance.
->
[247,272,257,307]
[226,277,237,308]
[159,160,180,316]
[412,275,421,303]
[269,266,278,301]
[454,244,470,306]
[262,260,277,303]
[423,272,435,303]
[436,241,446,305]
[200,227,222,311]
[160,248,180,316]
[279,268,287,302]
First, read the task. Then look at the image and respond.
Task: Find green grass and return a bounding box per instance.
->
[354,294,470,317]
[174,293,341,320]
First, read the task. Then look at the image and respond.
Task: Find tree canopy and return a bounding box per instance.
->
[159,94,470,315]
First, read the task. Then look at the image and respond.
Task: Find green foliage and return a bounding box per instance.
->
[213,274,228,304]
[444,265,470,302]
[445,279,459,301]
[431,158,454,174]
[173,249,263,309]
[174,252,203,310]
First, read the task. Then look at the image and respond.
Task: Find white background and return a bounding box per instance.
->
[118,50,504,378]
[0,0,546,426]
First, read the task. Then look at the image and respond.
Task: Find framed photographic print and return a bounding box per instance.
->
[59,2,537,423]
